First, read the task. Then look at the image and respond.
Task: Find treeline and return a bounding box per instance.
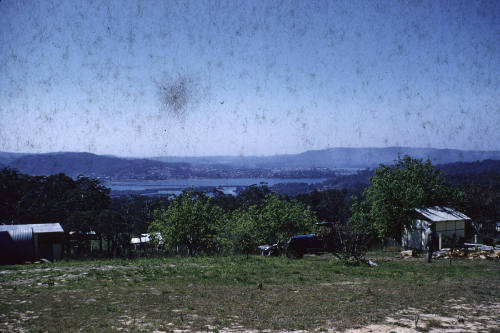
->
[0,168,164,257]
[141,185,353,256]
[149,190,317,256]
[0,167,351,258]
[2,156,499,259]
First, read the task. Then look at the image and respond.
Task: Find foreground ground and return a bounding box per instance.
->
[0,251,499,332]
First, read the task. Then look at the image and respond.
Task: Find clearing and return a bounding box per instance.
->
[0,251,499,332]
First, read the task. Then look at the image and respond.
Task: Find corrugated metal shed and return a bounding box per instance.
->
[0,223,64,234]
[0,223,64,264]
[404,207,471,250]
[0,228,34,264]
[6,228,34,243]
[414,206,470,222]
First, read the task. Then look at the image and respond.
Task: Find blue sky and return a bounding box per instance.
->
[1,0,499,157]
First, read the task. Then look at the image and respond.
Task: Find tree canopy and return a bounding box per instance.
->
[295,189,349,223]
[0,168,110,227]
[227,193,316,254]
[349,156,465,241]
[149,191,226,255]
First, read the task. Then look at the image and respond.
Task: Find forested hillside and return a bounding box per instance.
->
[8,152,191,179]
[3,147,500,180]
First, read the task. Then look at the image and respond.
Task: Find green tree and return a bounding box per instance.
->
[0,168,117,257]
[97,209,130,257]
[228,210,259,256]
[295,189,349,223]
[21,173,78,224]
[237,184,272,209]
[0,168,30,223]
[149,191,225,255]
[65,210,96,256]
[68,175,110,212]
[110,195,170,237]
[349,156,465,241]
[210,188,239,212]
[460,182,500,234]
[228,193,316,254]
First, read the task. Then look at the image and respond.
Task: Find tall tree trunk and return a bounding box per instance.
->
[107,237,112,257]
[127,233,132,259]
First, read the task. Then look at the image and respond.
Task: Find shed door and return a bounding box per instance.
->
[52,243,62,261]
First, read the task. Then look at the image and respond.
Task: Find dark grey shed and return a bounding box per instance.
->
[0,223,64,264]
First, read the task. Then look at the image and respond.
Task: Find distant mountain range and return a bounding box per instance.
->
[1,147,500,179]
[2,152,191,179]
[153,147,500,169]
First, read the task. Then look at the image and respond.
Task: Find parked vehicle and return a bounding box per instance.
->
[285,222,338,258]
[285,233,336,258]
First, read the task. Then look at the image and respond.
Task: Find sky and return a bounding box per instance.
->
[1,0,499,157]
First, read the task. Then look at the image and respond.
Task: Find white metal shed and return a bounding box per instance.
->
[402,207,471,250]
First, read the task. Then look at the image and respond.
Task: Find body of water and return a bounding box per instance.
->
[106,178,327,196]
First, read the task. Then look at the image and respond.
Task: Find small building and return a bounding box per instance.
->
[0,223,64,264]
[402,206,471,250]
[130,233,162,250]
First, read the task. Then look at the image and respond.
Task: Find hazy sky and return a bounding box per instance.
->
[1,0,499,157]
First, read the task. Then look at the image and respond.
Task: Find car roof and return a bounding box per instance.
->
[291,233,316,239]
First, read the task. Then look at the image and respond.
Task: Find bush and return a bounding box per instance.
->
[226,193,316,255]
[149,191,226,255]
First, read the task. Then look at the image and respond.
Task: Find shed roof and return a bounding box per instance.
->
[0,223,64,234]
[414,206,470,222]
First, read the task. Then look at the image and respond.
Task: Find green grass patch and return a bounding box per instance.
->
[0,253,498,332]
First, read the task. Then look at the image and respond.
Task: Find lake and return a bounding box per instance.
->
[106,178,328,196]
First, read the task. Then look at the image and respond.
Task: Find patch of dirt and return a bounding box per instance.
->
[319,281,361,288]
[118,300,500,333]
[344,301,500,333]
[0,264,136,286]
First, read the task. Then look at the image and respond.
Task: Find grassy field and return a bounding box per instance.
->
[0,251,499,332]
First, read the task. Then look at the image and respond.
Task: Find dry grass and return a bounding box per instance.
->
[0,251,499,332]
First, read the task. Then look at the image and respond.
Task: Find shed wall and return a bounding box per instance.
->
[402,219,430,250]
[0,229,34,264]
[435,220,465,237]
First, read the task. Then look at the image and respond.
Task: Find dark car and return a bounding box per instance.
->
[285,234,325,258]
[285,222,374,259]
[285,222,339,258]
